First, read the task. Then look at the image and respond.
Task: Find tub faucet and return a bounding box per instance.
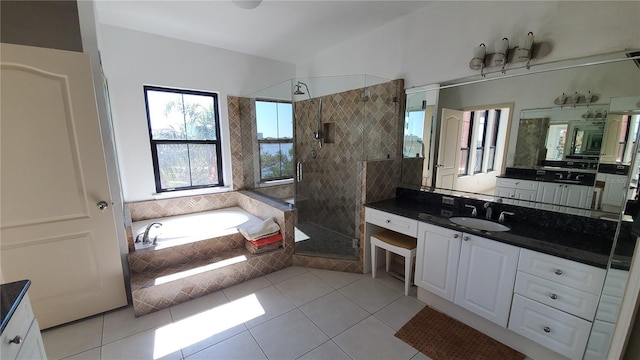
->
[136,222,162,245]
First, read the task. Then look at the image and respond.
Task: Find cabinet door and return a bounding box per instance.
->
[514,189,537,207]
[415,222,461,301]
[495,186,516,204]
[454,234,520,327]
[15,320,46,360]
[535,182,563,211]
[561,184,593,209]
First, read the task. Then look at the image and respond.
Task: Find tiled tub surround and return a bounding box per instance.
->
[366,187,620,268]
[125,190,295,316]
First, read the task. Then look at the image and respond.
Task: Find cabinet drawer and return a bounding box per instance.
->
[496,178,539,190]
[514,271,599,320]
[365,208,418,237]
[518,249,606,294]
[508,294,591,360]
[1,294,35,360]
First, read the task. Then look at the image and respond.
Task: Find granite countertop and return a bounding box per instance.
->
[1,280,31,334]
[366,198,612,268]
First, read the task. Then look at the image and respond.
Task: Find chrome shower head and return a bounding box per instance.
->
[293,84,305,95]
[293,81,311,98]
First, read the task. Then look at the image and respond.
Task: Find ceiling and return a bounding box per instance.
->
[94,0,432,64]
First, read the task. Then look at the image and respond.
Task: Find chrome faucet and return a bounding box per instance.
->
[498,211,514,223]
[136,222,163,245]
[483,202,492,220]
[465,204,477,217]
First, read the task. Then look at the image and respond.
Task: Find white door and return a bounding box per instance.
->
[435,109,464,189]
[1,43,127,329]
[415,223,461,302]
[454,233,519,327]
[600,114,624,163]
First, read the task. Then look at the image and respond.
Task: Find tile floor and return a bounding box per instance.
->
[42,266,432,360]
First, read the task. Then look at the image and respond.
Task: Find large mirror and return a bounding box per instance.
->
[402,52,640,218]
[402,52,640,358]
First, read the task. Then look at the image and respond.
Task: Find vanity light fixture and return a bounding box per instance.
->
[554,91,600,106]
[469,43,487,75]
[469,32,535,76]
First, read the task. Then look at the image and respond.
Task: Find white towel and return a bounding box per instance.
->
[238,217,280,240]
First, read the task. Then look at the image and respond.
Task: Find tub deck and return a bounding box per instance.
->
[126,191,295,317]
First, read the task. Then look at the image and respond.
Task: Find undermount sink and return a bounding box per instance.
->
[449,217,511,232]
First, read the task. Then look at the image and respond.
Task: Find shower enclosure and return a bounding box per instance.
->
[245,75,402,260]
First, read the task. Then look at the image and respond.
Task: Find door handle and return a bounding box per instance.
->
[97,201,109,211]
[296,162,303,182]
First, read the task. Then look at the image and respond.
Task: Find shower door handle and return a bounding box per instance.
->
[297,162,303,182]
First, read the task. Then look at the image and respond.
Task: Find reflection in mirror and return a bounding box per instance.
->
[402,53,640,218]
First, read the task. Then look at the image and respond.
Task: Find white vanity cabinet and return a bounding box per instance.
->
[415,222,461,302]
[1,293,46,360]
[536,182,593,215]
[454,233,520,327]
[415,221,519,327]
[508,249,607,360]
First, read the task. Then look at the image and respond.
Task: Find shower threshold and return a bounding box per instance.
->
[294,221,358,260]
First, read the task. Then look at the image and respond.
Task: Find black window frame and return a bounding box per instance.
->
[459,112,474,176]
[255,99,294,182]
[144,85,224,193]
[473,110,489,174]
[487,109,501,172]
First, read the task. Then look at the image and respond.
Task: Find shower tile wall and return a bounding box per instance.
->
[364,79,405,160]
[514,117,551,167]
[227,96,244,190]
[238,97,257,188]
[295,79,404,239]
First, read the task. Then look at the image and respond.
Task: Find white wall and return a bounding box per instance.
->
[296,1,640,88]
[98,25,295,202]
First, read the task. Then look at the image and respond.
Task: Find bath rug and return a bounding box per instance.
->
[395,306,525,360]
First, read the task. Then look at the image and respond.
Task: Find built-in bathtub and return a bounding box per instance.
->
[132,206,264,250]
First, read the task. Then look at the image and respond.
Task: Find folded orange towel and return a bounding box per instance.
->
[249,233,283,247]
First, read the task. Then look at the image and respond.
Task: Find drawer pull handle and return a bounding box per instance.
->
[385,219,391,223]
[9,335,22,344]
[554,269,563,276]
[550,293,558,300]
[463,236,470,241]
[453,234,460,239]
[543,326,551,333]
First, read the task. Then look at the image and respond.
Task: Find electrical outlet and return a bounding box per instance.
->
[442,196,455,205]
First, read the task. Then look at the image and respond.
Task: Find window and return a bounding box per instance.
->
[487,110,501,171]
[473,111,488,174]
[404,110,426,157]
[144,86,223,192]
[460,108,507,176]
[256,100,294,181]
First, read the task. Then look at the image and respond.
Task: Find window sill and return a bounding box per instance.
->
[152,186,233,200]
[258,179,294,188]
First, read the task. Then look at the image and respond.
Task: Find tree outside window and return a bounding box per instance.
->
[256,100,294,181]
